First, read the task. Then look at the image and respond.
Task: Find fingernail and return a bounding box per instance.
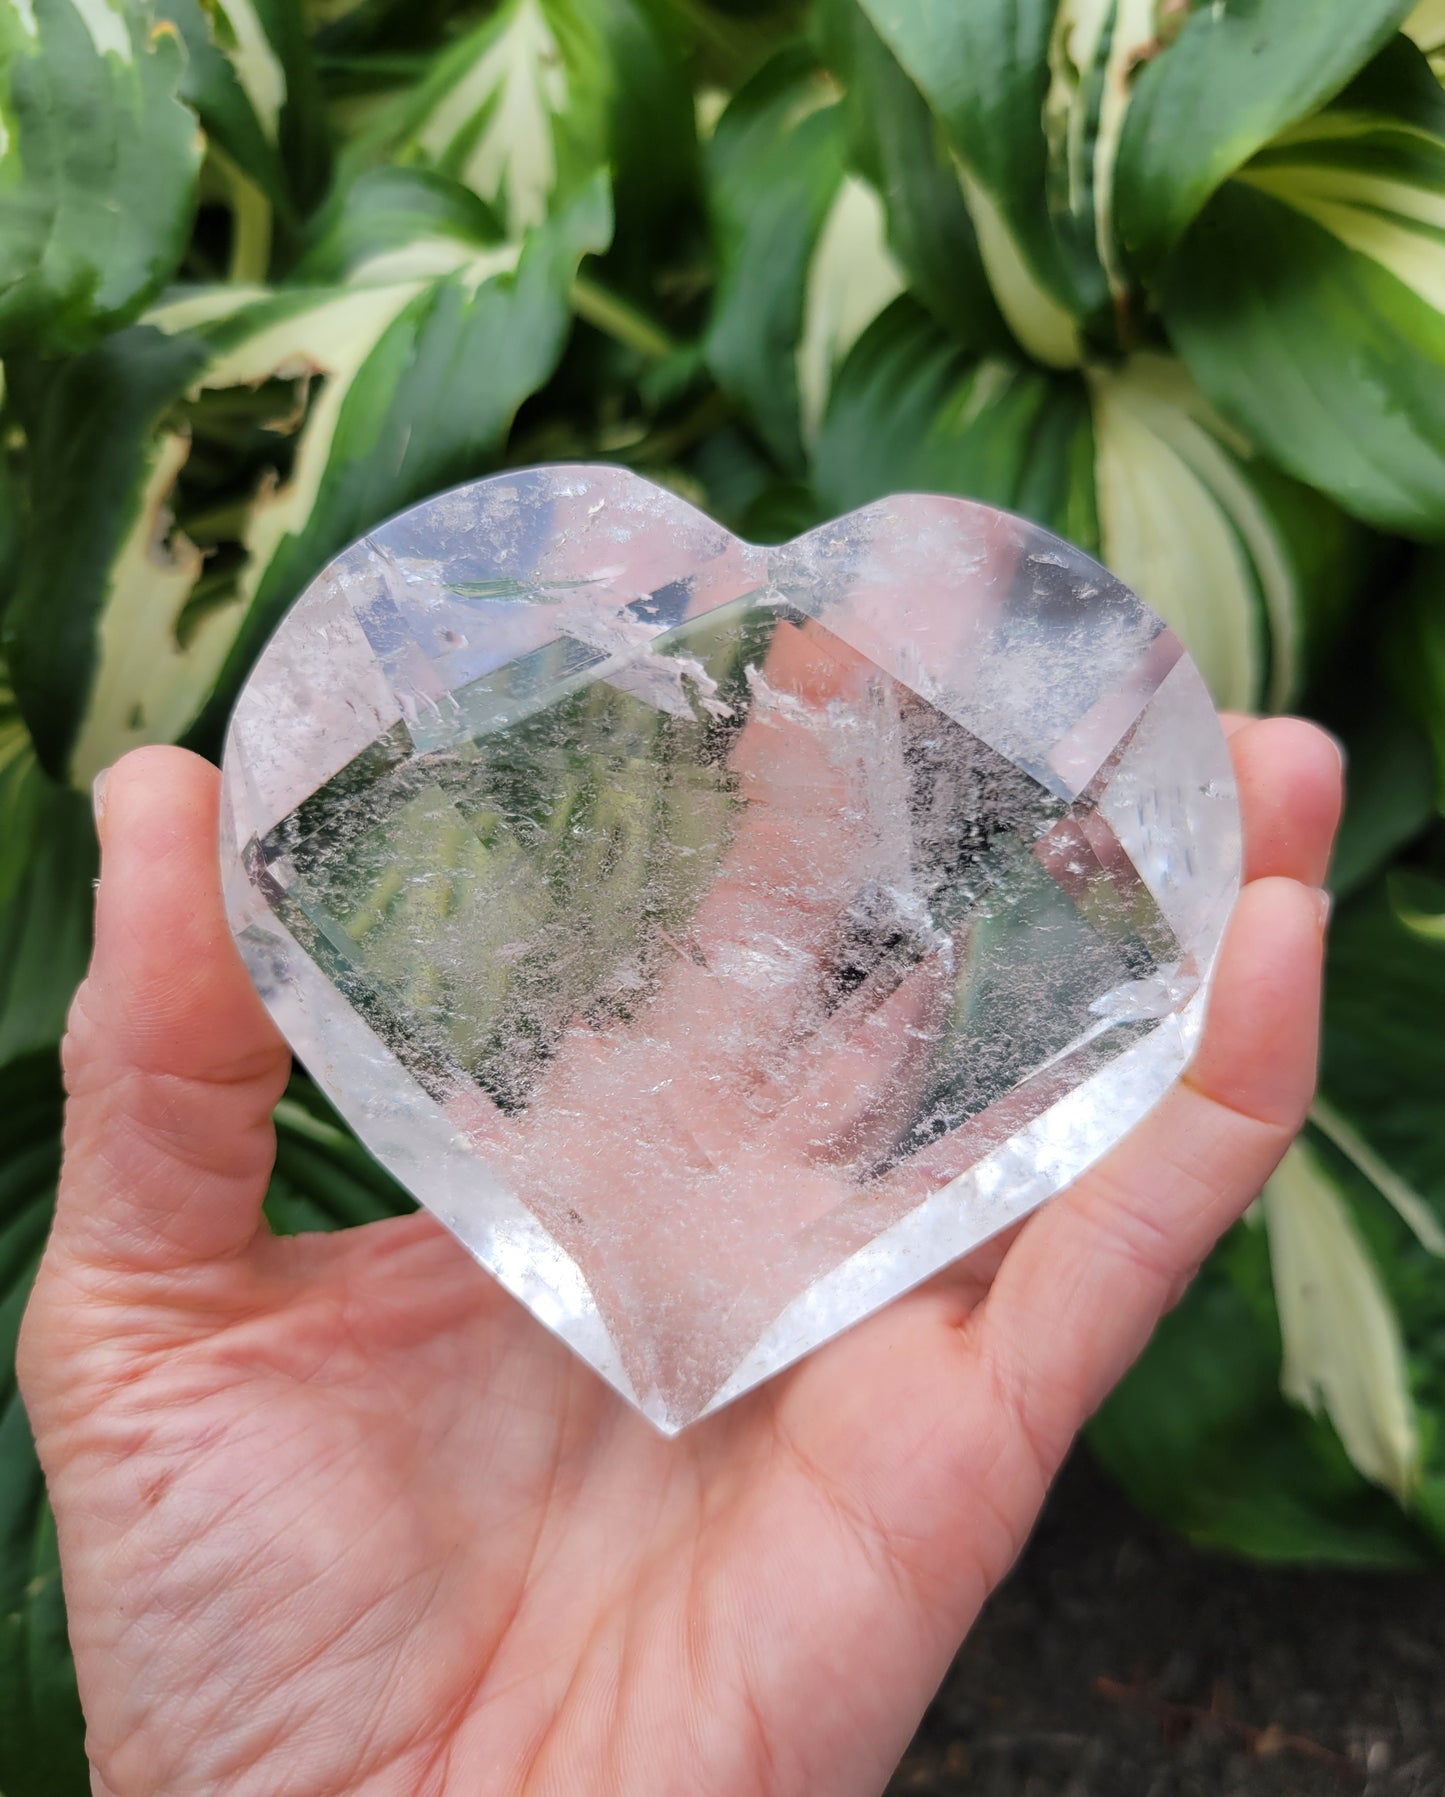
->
[91,767,110,835]
[1312,886,1333,931]
[1322,729,1347,778]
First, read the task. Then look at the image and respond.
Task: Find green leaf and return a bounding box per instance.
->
[293,164,506,282]
[1113,0,1412,272]
[1322,646,1437,898]
[1088,352,1358,710]
[812,293,1098,544]
[857,0,1107,364]
[186,172,612,756]
[1162,39,1445,538]
[1090,1224,1435,1566]
[1324,876,1445,1216]
[2,324,216,783]
[157,0,333,268]
[0,0,201,355]
[1263,1136,1422,1502]
[346,0,694,268]
[704,45,882,469]
[344,0,601,232]
[0,1051,87,1797]
[814,306,1350,711]
[815,0,1008,351]
[303,0,453,55]
[4,175,610,783]
[1319,877,1445,1548]
[793,170,906,444]
[0,415,22,622]
[1389,867,1445,943]
[579,0,701,290]
[1312,1094,1445,1256]
[1098,861,1445,1566]
[1384,546,1445,807]
[1041,0,1171,310]
[0,680,94,1059]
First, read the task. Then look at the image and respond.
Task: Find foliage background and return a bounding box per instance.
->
[2,0,1445,1786]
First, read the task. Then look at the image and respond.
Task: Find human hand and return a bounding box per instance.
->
[20,712,1339,1797]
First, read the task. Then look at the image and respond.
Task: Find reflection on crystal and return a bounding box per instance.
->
[221,466,1241,1432]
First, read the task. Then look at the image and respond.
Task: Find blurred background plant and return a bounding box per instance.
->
[3,0,1445,1785]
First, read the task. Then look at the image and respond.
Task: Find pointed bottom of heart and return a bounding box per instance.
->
[220,467,1240,1433]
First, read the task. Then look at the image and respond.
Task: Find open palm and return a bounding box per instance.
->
[21,716,1337,1797]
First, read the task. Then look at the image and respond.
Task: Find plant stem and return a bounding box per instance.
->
[570,275,677,361]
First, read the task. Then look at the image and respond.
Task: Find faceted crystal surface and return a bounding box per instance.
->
[220,467,1241,1432]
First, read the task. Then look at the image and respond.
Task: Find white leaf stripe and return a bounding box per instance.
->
[1045,0,1156,297]
[1263,1139,1420,1504]
[211,0,285,141]
[955,159,1082,369]
[416,0,567,232]
[1089,354,1303,711]
[796,174,904,445]
[1238,115,1445,312]
[70,0,129,62]
[69,430,210,783]
[76,249,519,781]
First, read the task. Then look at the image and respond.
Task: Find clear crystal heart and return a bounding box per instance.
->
[220,466,1241,1432]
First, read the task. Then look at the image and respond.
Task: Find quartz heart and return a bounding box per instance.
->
[220,466,1241,1433]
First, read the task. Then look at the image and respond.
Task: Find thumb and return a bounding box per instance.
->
[52,746,290,1273]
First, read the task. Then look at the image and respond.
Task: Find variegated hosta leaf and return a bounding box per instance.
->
[1043,0,1163,305]
[373,0,595,233]
[814,0,1008,352]
[1112,0,1414,272]
[856,0,1109,366]
[1089,1222,1434,1565]
[5,174,611,784]
[705,47,904,471]
[1088,353,1354,711]
[1093,862,1445,1566]
[795,172,905,442]
[348,0,694,260]
[158,0,332,265]
[812,295,1098,544]
[1097,837,1445,1566]
[293,164,506,284]
[1321,875,1445,1547]
[0,0,201,354]
[1163,38,1445,537]
[1263,1138,1419,1503]
[814,303,1348,711]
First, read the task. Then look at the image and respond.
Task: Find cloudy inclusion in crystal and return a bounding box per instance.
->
[220,467,1241,1432]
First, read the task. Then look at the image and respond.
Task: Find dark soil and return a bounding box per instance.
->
[891,1450,1445,1797]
